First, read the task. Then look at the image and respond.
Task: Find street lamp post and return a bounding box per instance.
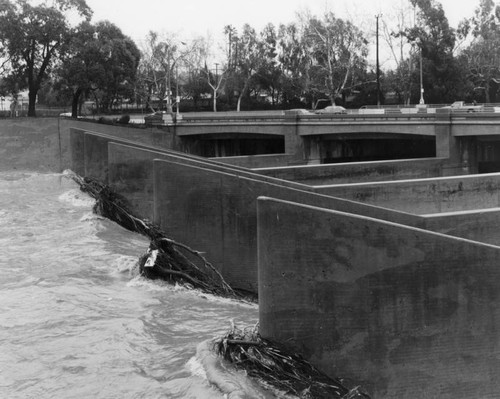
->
[419,45,425,105]
[375,14,382,106]
[176,66,180,118]
[214,63,219,112]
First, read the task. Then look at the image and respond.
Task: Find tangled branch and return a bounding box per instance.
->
[213,323,371,399]
[70,173,243,299]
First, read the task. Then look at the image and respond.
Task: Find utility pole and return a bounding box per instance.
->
[419,44,425,105]
[176,66,180,118]
[376,14,382,106]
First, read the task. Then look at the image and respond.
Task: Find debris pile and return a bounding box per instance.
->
[213,323,371,399]
[71,174,239,299]
[71,173,369,398]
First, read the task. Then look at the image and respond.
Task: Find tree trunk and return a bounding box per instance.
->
[237,78,250,112]
[28,88,37,117]
[485,80,491,103]
[213,88,217,112]
[71,88,82,118]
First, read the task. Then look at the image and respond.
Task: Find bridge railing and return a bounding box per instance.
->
[177,107,500,124]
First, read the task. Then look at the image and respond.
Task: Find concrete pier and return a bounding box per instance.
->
[257,197,500,398]
[3,116,500,398]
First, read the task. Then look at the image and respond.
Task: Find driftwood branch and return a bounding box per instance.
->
[69,173,245,300]
[213,323,371,399]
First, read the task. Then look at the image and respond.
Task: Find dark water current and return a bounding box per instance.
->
[0,171,268,399]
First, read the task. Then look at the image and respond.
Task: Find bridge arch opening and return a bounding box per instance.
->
[179,133,285,158]
[311,134,436,164]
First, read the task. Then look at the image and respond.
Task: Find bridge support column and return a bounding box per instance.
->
[283,111,306,164]
[69,128,85,176]
[435,119,477,175]
[302,136,322,164]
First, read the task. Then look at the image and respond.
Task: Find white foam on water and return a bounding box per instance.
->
[127,276,258,310]
[79,211,104,222]
[58,188,95,208]
[126,274,177,292]
[195,340,281,399]
[186,355,208,380]
[111,255,141,275]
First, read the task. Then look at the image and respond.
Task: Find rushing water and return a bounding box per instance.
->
[0,171,262,399]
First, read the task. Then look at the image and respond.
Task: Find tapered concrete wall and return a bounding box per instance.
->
[106,140,313,221]
[108,143,159,221]
[423,208,500,246]
[153,159,420,292]
[69,128,85,176]
[212,154,303,168]
[254,157,447,185]
[62,118,177,150]
[0,118,70,172]
[316,173,500,214]
[258,197,500,399]
[84,134,110,182]
[81,129,500,276]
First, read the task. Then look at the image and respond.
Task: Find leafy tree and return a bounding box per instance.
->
[56,21,140,117]
[382,2,419,104]
[404,0,464,103]
[458,0,500,102]
[203,63,226,112]
[138,31,197,112]
[0,0,91,116]
[57,22,101,117]
[228,24,262,111]
[277,22,310,107]
[91,22,140,113]
[302,12,369,107]
[182,67,211,110]
[177,36,212,111]
[255,23,281,107]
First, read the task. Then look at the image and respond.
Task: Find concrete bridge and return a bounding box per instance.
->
[174,110,500,171]
[3,115,500,398]
[175,109,500,137]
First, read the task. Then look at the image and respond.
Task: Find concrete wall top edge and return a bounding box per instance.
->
[82,130,251,172]
[106,142,315,191]
[313,170,500,189]
[421,207,500,218]
[253,157,447,172]
[154,159,422,225]
[257,196,500,249]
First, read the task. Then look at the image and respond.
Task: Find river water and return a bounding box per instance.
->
[0,171,263,398]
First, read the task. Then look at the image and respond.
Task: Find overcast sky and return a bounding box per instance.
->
[83,0,480,68]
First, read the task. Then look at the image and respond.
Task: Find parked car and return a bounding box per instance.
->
[315,105,347,114]
[441,101,483,112]
[284,108,312,115]
[144,110,174,125]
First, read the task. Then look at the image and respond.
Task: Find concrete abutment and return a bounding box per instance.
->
[3,117,500,398]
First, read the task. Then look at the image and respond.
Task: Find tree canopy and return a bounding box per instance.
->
[1,0,499,115]
[0,0,92,116]
[57,20,140,117]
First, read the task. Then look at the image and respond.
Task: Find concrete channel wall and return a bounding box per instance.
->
[0,118,70,172]
[66,118,177,150]
[423,209,500,246]
[316,173,500,214]
[74,127,500,288]
[253,157,448,185]
[210,153,303,168]
[5,118,500,398]
[258,197,500,399]
[73,128,315,221]
[153,159,420,292]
